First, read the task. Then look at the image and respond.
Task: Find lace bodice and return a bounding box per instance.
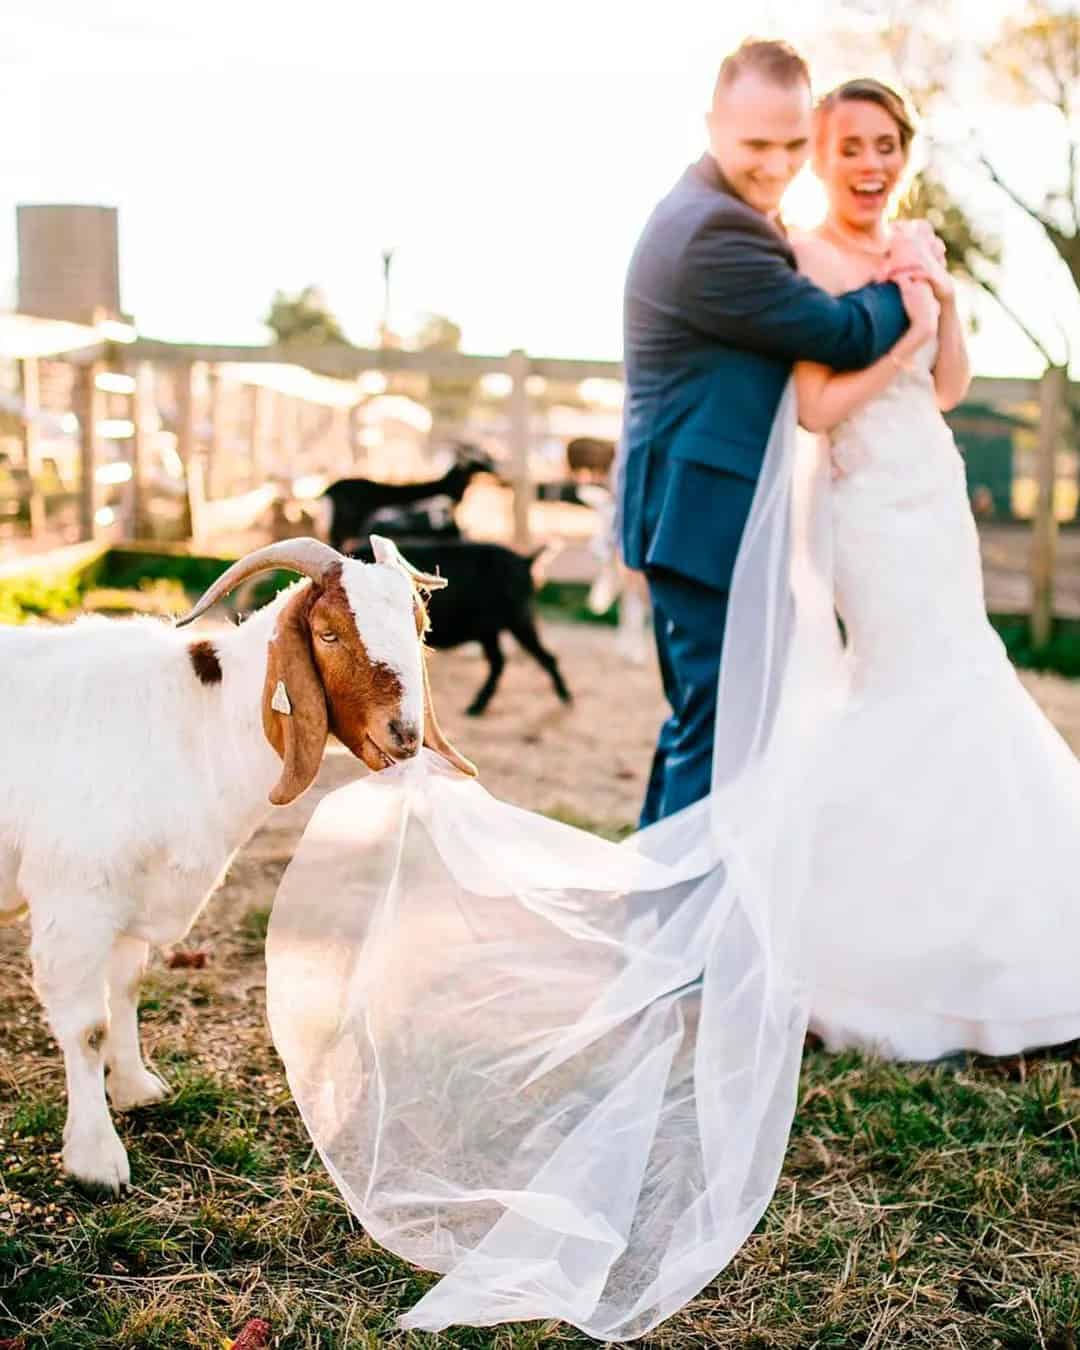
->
[828,340,954,491]
[825,338,1002,691]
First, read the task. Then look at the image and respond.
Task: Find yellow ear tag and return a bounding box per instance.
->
[271,680,292,716]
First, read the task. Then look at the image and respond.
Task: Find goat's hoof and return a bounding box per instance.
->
[63,1124,131,1196]
[465,704,487,718]
[108,1067,170,1112]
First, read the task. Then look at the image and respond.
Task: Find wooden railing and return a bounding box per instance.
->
[3,326,1075,607]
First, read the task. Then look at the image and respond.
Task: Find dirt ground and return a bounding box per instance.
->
[429,620,1080,809]
[6,618,1080,970]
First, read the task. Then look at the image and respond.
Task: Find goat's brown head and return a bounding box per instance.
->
[175,536,476,805]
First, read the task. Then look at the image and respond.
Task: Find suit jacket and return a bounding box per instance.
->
[619,154,908,591]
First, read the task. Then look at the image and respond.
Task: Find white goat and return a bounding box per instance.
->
[0,536,473,1193]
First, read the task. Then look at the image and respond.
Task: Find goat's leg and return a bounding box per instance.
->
[467,635,505,716]
[105,935,169,1112]
[30,906,130,1193]
[509,616,572,704]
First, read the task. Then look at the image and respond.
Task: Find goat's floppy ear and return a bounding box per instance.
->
[261,588,329,805]
[420,648,478,778]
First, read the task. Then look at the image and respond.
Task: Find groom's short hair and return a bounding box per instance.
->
[713,39,810,100]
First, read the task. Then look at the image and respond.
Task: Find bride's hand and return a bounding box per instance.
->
[882,222,955,307]
[921,251,955,307]
[896,274,939,341]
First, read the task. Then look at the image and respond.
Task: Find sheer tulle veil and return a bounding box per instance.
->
[266,383,846,1340]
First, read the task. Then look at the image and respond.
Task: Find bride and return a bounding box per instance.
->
[791,77,1080,1060]
[264,81,1080,1341]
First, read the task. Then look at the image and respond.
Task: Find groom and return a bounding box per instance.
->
[621,38,910,828]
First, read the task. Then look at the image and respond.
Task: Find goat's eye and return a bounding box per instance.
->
[318,631,339,645]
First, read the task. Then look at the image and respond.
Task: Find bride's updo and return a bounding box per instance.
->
[814,78,917,154]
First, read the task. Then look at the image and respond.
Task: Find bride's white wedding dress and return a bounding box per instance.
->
[804,342,1080,1060]
[264,360,1080,1340]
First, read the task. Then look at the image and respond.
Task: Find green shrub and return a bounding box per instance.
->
[0,550,106,623]
[990,614,1080,677]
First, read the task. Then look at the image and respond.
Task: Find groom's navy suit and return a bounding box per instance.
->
[621,154,908,827]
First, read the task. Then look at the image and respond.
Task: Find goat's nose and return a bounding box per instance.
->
[389,719,421,757]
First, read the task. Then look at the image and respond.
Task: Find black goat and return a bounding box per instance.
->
[364,494,460,540]
[352,538,571,716]
[323,445,496,552]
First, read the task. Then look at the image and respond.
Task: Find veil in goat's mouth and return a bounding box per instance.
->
[265,384,845,1341]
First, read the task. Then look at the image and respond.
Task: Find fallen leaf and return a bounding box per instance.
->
[167,949,208,969]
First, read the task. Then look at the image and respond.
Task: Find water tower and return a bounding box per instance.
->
[16,203,122,324]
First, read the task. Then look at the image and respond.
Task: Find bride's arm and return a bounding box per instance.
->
[888,222,971,410]
[793,276,937,433]
[932,294,971,411]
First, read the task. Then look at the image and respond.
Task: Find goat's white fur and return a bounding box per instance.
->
[0,559,420,1192]
[340,564,424,734]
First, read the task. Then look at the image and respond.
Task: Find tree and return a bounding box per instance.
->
[413,314,463,353]
[263,286,348,347]
[978,2,1080,366]
[920,3,1078,644]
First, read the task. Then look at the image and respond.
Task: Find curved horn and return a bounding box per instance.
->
[174,538,342,628]
[370,535,448,591]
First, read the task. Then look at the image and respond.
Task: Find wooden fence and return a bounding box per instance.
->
[1,322,1076,629]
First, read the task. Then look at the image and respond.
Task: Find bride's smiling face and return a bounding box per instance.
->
[814,98,909,229]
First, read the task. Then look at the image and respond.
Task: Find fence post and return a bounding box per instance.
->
[286,397,302,478]
[73,360,104,541]
[130,360,154,539]
[175,361,196,539]
[19,357,46,540]
[508,348,531,550]
[205,367,223,500]
[249,383,270,487]
[1031,364,1065,649]
[348,400,366,466]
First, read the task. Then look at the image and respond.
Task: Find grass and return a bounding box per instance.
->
[0,549,106,626]
[3,890,1079,1349]
[991,614,1080,679]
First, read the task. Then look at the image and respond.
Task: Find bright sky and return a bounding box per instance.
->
[3,0,1075,376]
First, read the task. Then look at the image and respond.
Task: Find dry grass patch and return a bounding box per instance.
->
[3,895,1079,1349]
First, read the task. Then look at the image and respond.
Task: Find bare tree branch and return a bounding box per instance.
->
[1064,13,1080,234]
[973,276,1057,367]
[1039,12,1069,111]
[979,153,1061,237]
[1006,60,1060,108]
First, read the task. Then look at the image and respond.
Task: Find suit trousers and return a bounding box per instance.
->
[640,566,729,828]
